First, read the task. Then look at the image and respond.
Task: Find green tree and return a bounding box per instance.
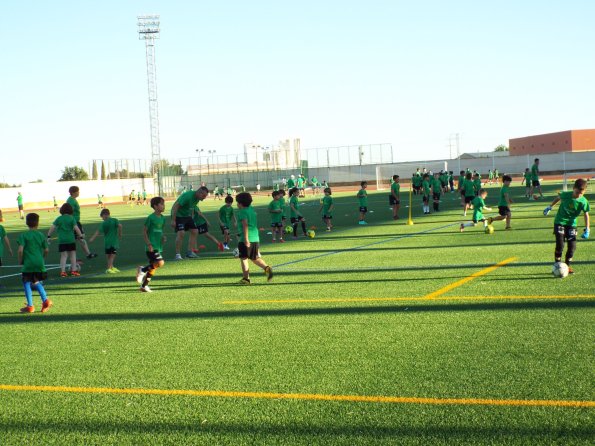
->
[92,160,98,180]
[494,144,509,152]
[58,166,89,182]
[101,161,106,180]
[156,160,185,176]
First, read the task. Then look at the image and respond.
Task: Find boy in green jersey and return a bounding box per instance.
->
[431,173,442,212]
[67,186,98,259]
[218,195,236,250]
[289,187,308,238]
[487,175,513,230]
[319,187,335,231]
[543,179,590,274]
[18,213,52,313]
[89,209,123,274]
[357,181,369,224]
[52,196,58,212]
[191,202,224,253]
[0,222,14,267]
[389,175,400,220]
[529,158,543,199]
[521,168,532,197]
[268,191,285,243]
[473,173,482,196]
[136,197,167,292]
[458,170,466,206]
[297,175,305,197]
[236,192,273,285]
[460,189,492,232]
[462,172,476,216]
[494,169,500,185]
[170,186,209,260]
[278,189,288,226]
[286,176,295,190]
[17,192,24,219]
[488,170,494,185]
[421,174,431,215]
[47,203,83,277]
[142,190,148,205]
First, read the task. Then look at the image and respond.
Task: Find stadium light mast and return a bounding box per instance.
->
[137,15,162,195]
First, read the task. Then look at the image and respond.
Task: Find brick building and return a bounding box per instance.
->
[509,129,595,156]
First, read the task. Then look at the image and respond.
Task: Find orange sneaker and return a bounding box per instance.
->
[60,272,68,278]
[41,299,53,313]
[20,305,35,313]
[70,271,81,277]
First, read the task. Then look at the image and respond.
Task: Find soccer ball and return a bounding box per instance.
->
[307,230,315,238]
[552,262,569,278]
[485,225,494,234]
[232,248,240,258]
[285,225,293,234]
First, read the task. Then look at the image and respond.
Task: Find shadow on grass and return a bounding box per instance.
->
[0,299,592,324]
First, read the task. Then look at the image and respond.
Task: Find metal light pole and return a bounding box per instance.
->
[195,149,204,182]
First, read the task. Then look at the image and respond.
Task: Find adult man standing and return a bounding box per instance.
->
[170,186,209,260]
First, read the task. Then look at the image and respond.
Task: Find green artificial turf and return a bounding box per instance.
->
[0,182,593,445]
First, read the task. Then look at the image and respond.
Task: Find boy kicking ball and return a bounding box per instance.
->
[460,189,492,232]
[236,192,273,285]
[543,179,590,274]
[136,197,166,293]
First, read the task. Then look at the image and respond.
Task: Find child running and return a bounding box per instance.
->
[460,189,492,232]
[0,221,13,268]
[543,179,590,274]
[462,172,476,216]
[218,195,236,250]
[236,192,273,285]
[289,187,308,238]
[47,203,83,277]
[319,187,334,231]
[136,197,167,293]
[390,175,400,220]
[488,175,513,230]
[268,191,285,242]
[357,181,368,224]
[17,213,52,313]
[89,208,123,273]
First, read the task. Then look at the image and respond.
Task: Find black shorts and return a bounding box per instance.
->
[220,225,229,234]
[18,205,23,211]
[59,243,76,252]
[432,193,441,201]
[389,196,400,206]
[553,224,577,241]
[271,222,283,228]
[146,250,164,263]
[105,247,117,255]
[22,272,47,283]
[290,216,305,223]
[322,215,333,220]
[238,241,260,260]
[196,223,208,234]
[359,207,368,214]
[75,222,84,239]
[460,190,465,196]
[472,218,485,224]
[498,206,511,217]
[175,216,197,232]
[465,196,474,204]
[422,195,429,204]
[532,180,540,187]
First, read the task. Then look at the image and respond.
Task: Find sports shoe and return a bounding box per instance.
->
[488,217,493,225]
[264,266,273,282]
[358,221,367,225]
[41,299,53,313]
[174,254,183,261]
[460,223,465,232]
[186,251,199,259]
[238,278,251,285]
[140,285,152,293]
[86,253,98,259]
[568,267,575,274]
[279,239,285,243]
[60,271,68,278]
[192,248,200,253]
[505,226,512,230]
[223,244,230,250]
[136,266,146,284]
[70,271,81,277]
[326,227,331,231]
[20,305,34,313]
[217,242,224,252]
[110,267,121,273]
[271,239,276,243]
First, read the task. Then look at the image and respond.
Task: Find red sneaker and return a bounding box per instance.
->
[41,299,53,313]
[217,242,224,252]
[70,271,80,277]
[20,305,34,313]
[60,272,68,278]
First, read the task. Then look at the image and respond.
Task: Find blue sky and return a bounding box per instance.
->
[1,1,594,184]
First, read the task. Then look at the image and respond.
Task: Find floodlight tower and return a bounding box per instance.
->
[137,15,162,195]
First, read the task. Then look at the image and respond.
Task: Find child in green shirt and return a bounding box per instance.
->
[460,189,492,232]
[0,223,13,267]
[421,174,431,215]
[431,173,442,212]
[521,168,532,198]
[462,172,476,216]
[390,176,400,220]
[47,203,83,277]
[18,213,52,313]
[136,197,167,293]
[218,195,236,250]
[236,192,273,285]
[357,181,369,224]
[268,191,285,243]
[319,187,335,231]
[89,208,123,274]
[289,187,308,238]
[488,175,513,230]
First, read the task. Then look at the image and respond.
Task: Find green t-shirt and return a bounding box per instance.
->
[219,205,234,227]
[17,230,47,273]
[488,171,494,179]
[322,195,334,216]
[101,217,120,249]
[192,205,207,226]
[297,177,305,187]
[458,175,465,189]
[554,192,590,227]
[463,179,475,197]
[66,196,81,222]
[238,206,260,243]
[531,163,539,181]
[390,182,400,197]
[0,225,6,258]
[17,194,23,206]
[498,186,510,207]
[412,175,422,187]
[471,196,486,221]
[268,199,283,224]
[431,178,442,194]
[53,214,76,244]
[144,213,165,252]
[524,172,532,184]
[440,173,448,185]
[473,178,482,192]
[289,195,300,218]
[357,189,368,207]
[175,190,200,218]
[422,180,431,196]
[311,177,318,186]
[279,196,287,218]
[286,178,295,188]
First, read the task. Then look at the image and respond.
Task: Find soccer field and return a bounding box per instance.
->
[0,182,593,445]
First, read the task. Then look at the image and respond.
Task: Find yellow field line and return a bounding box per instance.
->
[424,257,518,299]
[223,294,595,305]
[0,384,592,408]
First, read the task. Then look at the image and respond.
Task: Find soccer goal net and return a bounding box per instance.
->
[376,161,450,191]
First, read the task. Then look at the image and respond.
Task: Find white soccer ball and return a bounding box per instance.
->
[232,248,240,258]
[552,262,569,278]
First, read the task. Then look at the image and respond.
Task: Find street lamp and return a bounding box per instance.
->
[208,150,217,172]
[195,149,204,180]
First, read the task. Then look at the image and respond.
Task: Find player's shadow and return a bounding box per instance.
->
[1,299,592,325]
